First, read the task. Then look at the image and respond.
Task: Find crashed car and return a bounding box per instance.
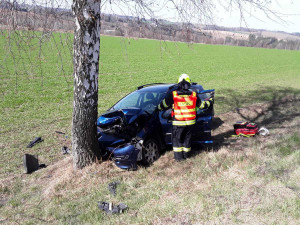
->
[97,83,215,170]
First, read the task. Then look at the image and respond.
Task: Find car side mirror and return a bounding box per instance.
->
[162,108,172,119]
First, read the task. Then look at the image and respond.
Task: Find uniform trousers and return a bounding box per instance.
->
[172,125,193,161]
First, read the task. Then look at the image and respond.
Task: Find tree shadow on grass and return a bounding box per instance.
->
[191,86,300,155]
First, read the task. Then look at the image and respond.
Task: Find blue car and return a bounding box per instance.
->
[97,83,214,170]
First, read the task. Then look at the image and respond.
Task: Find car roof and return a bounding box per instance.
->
[136,83,204,93]
[136,84,174,92]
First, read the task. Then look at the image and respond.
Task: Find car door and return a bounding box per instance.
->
[159,108,173,145]
[192,89,215,144]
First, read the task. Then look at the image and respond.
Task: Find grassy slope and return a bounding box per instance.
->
[0,32,300,224]
[1,100,299,224]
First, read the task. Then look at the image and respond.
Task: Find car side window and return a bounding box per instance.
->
[115,92,140,108]
[142,92,159,106]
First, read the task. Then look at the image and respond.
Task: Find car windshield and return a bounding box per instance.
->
[110,91,166,113]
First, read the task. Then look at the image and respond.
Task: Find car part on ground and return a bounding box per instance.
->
[27,137,44,148]
[61,146,71,155]
[98,201,128,214]
[108,181,121,196]
[23,154,47,174]
[23,154,39,174]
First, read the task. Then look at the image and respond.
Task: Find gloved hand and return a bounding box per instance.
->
[209,92,214,104]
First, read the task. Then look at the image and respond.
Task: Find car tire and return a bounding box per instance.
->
[141,138,160,166]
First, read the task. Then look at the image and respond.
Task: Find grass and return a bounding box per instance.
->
[1,30,300,224]
[2,123,299,224]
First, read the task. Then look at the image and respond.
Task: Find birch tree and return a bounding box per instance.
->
[72,0,101,169]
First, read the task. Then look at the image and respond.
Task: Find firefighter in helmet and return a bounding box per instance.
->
[158,74,213,161]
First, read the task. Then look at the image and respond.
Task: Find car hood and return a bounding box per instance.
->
[97,108,145,127]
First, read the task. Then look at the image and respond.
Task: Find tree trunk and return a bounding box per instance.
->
[72,0,101,169]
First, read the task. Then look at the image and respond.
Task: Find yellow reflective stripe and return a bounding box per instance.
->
[199,101,205,109]
[193,92,196,97]
[175,114,196,119]
[199,100,211,109]
[173,147,183,152]
[162,99,168,108]
[232,133,255,138]
[206,101,210,108]
[172,120,196,126]
[173,91,177,97]
[174,109,196,113]
[183,147,191,152]
[178,95,190,97]
[178,101,193,106]
[158,104,162,110]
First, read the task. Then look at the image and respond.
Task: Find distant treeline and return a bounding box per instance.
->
[225,34,300,50]
[1,1,299,50]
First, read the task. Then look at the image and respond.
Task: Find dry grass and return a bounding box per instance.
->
[1,97,300,224]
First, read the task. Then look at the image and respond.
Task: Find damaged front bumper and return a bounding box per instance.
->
[107,139,143,170]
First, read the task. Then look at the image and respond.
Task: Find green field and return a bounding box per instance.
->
[0,32,300,224]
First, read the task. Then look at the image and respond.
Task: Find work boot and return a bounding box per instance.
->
[183,151,190,159]
[174,152,184,162]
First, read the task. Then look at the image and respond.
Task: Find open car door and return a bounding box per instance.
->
[192,89,215,144]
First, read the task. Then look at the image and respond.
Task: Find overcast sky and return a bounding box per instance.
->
[215,1,300,33]
[20,0,300,33]
[100,0,300,33]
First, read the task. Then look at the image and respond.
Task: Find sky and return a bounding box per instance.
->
[19,0,300,33]
[214,1,300,33]
[100,0,300,33]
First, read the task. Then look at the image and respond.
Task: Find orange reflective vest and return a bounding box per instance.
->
[172,91,197,125]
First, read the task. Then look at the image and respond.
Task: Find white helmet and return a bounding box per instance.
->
[178,74,191,84]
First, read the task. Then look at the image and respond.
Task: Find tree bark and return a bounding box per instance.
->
[72,0,101,169]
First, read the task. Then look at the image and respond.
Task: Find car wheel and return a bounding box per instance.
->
[142,138,160,166]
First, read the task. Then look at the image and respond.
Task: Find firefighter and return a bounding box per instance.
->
[158,74,213,161]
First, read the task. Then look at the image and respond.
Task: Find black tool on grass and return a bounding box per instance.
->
[27,137,44,148]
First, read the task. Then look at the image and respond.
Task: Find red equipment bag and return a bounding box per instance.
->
[233,121,258,136]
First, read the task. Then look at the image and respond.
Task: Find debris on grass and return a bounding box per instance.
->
[27,137,44,148]
[23,154,47,174]
[108,181,121,196]
[258,127,270,136]
[23,154,39,174]
[98,201,128,214]
[61,146,71,155]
